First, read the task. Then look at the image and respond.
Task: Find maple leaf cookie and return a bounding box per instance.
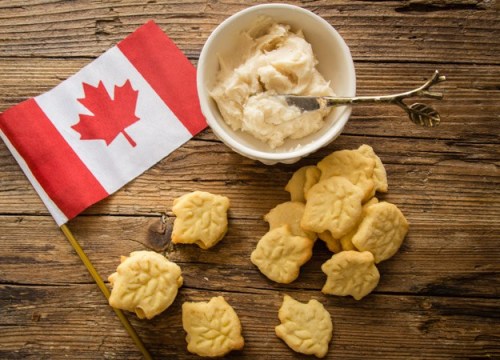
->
[301,176,364,239]
[108,251,183,319]
[172,191,230,249]
[317,231,342,253]
[285,165,321,203]
[316,193,379,253]
[321,251,380,300]
[275,295,333,358]
[251,225,314,284]
[357,144,388,194]
[182,296,244,357]
[338,197,379,251]
[352,202,409,263]
[264,201,317,241]
[317,148,376,201]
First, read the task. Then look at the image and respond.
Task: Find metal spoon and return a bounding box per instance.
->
[283,70,446,127]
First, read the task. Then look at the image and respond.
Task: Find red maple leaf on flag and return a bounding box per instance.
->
[72,80,140,147]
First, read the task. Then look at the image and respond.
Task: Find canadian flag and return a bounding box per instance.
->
[0,21,207,225]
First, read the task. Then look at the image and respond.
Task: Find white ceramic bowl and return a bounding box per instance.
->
[197,3,356,164]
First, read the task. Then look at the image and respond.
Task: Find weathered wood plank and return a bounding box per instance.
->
[0,284,498,359]
[0,1,497,64]
[0,215,498,298]
[1,60,497,141]
[1,132,498,222]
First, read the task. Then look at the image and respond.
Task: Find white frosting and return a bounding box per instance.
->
[211,22,335,149]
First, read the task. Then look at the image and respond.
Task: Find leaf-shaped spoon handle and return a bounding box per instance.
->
[284,70,446,127]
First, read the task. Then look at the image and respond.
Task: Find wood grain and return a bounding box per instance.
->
[1,284,498,359]
[1,132,498,221]
[0,1,497,64]
[0,214,498,298]
[0,0,499,358]
[1,60,499,141]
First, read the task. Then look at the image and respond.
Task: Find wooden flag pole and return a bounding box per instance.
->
[60,224,153,360]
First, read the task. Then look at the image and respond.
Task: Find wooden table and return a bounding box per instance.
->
[1,1,498,359]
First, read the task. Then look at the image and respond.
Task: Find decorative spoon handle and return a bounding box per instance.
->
[283,70,446,127]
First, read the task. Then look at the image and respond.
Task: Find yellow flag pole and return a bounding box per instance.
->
[60,224,153,360]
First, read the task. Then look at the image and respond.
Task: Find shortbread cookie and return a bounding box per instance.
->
[182,296,244,357]
[339,235,356,251]
[317,148,376,201]
[352,202,409,263]
[362,196,379,210]
[318,198,378,252]
[321,251,380,300]
[303,166,322,200]
[301,176,364,238]
[108,251,183,319]
[275,295,333,358]
[338,197,379,251]
[251,225,313,284]
[264,201,317,241]
[285,166,321,203]
[358,144,388,193]
[317,230,341,253]
[172,191,230,249]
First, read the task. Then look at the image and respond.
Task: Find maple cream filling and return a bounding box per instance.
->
[211,22,334,149]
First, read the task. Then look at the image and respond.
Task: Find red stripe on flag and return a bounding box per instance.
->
[0,98,108,220]
[117,20,207,136]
